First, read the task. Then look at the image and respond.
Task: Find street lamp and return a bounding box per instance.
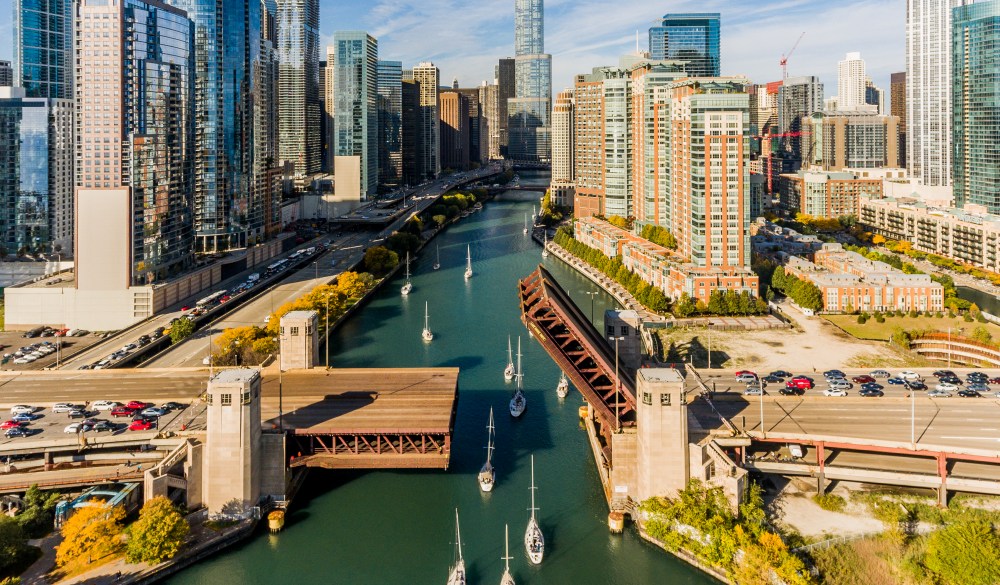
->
[585,290,599,324]
[273,336,283,432]
[609,335,625,433]
[706,322,714,369]
[325,292,332,368]
[948,326,952,368]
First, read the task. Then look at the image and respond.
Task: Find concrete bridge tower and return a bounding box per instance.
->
[204,368,262,517]
[635,368,690,502]
[279,310,319,370]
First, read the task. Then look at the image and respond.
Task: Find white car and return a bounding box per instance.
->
[935,383,959,392]
[735,373,758,383]
[13,357,32,365]
[823,388,849,397]
[899,371,921,381]
[63,423,81,433]
[92,400,120,411]
[829,379,852,390]
[927,389,953,398]
[52,403,77,413]
[10,405,35,415]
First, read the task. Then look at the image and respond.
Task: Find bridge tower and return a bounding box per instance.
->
[279,310,319,370]
[635,368,690,502]
[204,368,262,517]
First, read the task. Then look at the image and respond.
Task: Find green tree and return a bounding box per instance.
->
[362,246,399,277]
[772,266,787,292]
[925,520,1000,585]
[386,232,420,255]
[797,281,824,311]
[169,317,195,344]
[0,516,29,575]
[972,325,993,345]
[707,290,724,315]
[606,215,630,230]
[646,287,669,313]
[432,214,447,228]
[674,293,696,318]
[56,505,125,568]
[125,497,190,564]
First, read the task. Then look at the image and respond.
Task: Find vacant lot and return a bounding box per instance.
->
[824,314,1000,342]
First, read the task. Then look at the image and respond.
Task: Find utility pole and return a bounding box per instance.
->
[586,290,598,324]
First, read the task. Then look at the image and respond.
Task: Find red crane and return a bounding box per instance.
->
[780,32,806,80]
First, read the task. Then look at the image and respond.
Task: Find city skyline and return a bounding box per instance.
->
[0,0,904,99]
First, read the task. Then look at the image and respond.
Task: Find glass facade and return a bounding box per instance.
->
[648,13,721,78]
[0,94,50,255]
[510,0,551,162]
[332,32,378,198]
[277,0,322,177]
[953,1,1000,212]
[14,0,74,99]
[377,60,402,186]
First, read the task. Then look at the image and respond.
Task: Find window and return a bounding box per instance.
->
[642,391,652,405]
[660,393,671,406]
[290,326,299,336]
[620,326,628,336]
[221,393,232,406]
[241,391,251,405]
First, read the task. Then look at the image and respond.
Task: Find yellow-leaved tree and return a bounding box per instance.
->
[125,497,190,564]
[55,505,125,568]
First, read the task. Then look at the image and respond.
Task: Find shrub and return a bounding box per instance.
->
[925,520,1000,585]
[857,315,867,324]
[126,497,190,564]
[813,493,847,513]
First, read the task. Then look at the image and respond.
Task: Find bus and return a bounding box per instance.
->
[195,290,226,308]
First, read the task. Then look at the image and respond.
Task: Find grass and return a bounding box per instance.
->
[810,534,932,585]
[813,493,847,513]
[823,314,1000,342]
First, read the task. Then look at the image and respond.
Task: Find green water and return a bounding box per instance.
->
[167,188,716,585]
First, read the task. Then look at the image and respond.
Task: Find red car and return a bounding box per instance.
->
[786,378,813,390]
[0,420,22,430]
[129,419,154,431]
[735,370,756,377]
[852,375,876,384]
[111,406,138,418]
[125,401,151,410]
[181,305,191,311]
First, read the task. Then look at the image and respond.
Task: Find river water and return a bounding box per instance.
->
[168,178,715,584]
[958,286,1000,315]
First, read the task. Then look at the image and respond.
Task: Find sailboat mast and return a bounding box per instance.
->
[455,508,463,561]
[487,408,495,463]
[503,523,511,570]
[530,454,537,519]
[517,337,523,390]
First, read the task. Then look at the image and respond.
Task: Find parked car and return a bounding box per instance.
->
[958,389,981,398]
[90,421,116,432]
[852,375,876,384]
[870,370,891,378]
[887,377,906,385]
[67,408,87,419]
[125,401,151,410]
[141,407,168,418]
[5,427,29,438]
[10,405,35,415]
[63,423,82,433]
[92,401,120,411]
[11,413,37,423]
[0,420,23,430]
[129,419,154,431]
[161,402,187,410]
[823,388,848,397]
[110,406,137,418]
[927,389,952,398]
[859,387,884,397]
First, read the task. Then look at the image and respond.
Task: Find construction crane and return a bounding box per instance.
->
[780,32,806,80]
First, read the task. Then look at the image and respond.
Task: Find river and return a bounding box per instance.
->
[958,286,1000,315]
[167,176,715,585]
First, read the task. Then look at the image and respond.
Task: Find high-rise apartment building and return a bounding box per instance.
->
[0,61,12,87]
[865,77,885,114]
[953,1,1000,212]
[377,61,403,187]
[509,0,552,162]
[907,0,965,187]
[165,0,262,251]
[411,63,440,180]
[777,75,824,166]
[890,72,907,169]
[479,82,500,161]
[14,0,74,99]
[551,90,574,183]
[323,49,335,171]
[648,13,721,77]
[277,0,322,179]
[0,87,73,256]
[453,87,485,164]
[439,91,470,171]
[331,32,379,199]
[401,77,422,185]
[496,58,515,157]
[319,59,328,170]
[258,0,282,239]
[802,111,901,170]
[837,52,866,109]
[75,0,195,286]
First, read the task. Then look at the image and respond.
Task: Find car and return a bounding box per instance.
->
[887,377,906,385]
[92,401,120,411]
[161,402,187,410]
[927,389,953,398]
[181,305,191,311]
[967,371,988,380]
[778,386,804,396]
[823,388,848,397]
[762,375,783,384]
[859,388,884,397]
[11,413,37,423]
[870,370,891,378]
[935,383,959,392]
[933,370,956,378]
[939,376,963,385]
[829,379,853,390]
[786,378,813,390]
[54,328,70,337]
[861,382,884,391]
[141,407,168,418]
[770,370,793,379]
[0,420,22,430]
[734,370,756,379]
[852,375,876,384]
[958,389,981,398]
[967,383,990,392]
[5,427,29,438]
[90,421,115,432]
[202,355,213,366]
[63,423,82,433]
[129,419,154,431]
[13,357,34,364]
[126,401,151,410]
[110,406,137,418]
[67,408,88,419]
[735,373,758,383]
[907,380,928,391]
[52,403,77,413]
[10,405,35,416]
[743,386,764,396]
[989,377,1000,385]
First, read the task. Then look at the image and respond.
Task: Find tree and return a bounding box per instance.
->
[925,520,1000,585]
[432,214,447,228]
[797,281,824,312]
[674,293,696,318]
[16,485,61,538]
[335,271,373,299]
[386,232,420,255]
[707,290,725,315]
[772,266,787,292]
[362,246,399,277]
[0,516,29,575]
[125,497,190,564]
[606,215,630,230]
[169,317,195,344]
[645,287,669,314]
[972,325,993,345]
[56,505,125,568]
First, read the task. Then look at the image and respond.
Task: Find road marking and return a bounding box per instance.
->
[940,436,1000,442]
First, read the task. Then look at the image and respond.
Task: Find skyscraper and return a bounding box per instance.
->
[13,0,74,99]
[907,0,965,187]
[837,52,866,109]
[377,60,403,186]
[412,63,440,180]
[551,90,574,183]
[953,1,1000,212]
[777,76,824,166]
[164,0,262,251]
[648,13,721,77]
[479,82,500,161]
[331,32,379,199]
[75,0,195,287]
[401,77,422,185]
[258,0,282,239]
[891,72,907,168]
[509,0,552,162]
[0,61,12,87]
[439,91,470,171]
[496,58,515,157]
[277,0,322,179]
[865,77,885,114]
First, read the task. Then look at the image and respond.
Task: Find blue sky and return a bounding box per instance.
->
[0,0,904,97]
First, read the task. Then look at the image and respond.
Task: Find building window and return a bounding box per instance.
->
[206,393,213,405]
[291,327,300,336]
[221,393,232,406]
[660,393,671,407]
[241,391,251,405]
[642,391,652,405]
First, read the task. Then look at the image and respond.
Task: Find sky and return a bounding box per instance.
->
[0,0,904,98]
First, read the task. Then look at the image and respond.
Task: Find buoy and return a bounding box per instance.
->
[578,405,589,419]
[608,511,625,533]
[268,510,285,533]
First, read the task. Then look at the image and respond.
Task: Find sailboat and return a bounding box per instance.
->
[532,205,537,223]
[509,337,526,418]
[522,213,528,235]
[503,336,515,382]
[464,245,473,280]
[433,244,441,270]
[447,509,466,585]
[501,524,515,585]
[401,252,413,296]
[524,455,544,564]
[478,407,495,492]
[422,302,434,342]
[541,232,549,259]
[556,372,569,399]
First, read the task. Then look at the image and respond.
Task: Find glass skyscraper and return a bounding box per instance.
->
[377,60,403,187]
[509,0,551,162]
[14,0,74,99]
[953,1,1000,212]
[277,0,322,178]
[331,32,378,199]
[648,13,721,78]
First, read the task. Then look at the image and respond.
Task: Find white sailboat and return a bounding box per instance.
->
[500,524,515,585]
[433,244,441,270]
[509,337,526,418]
[541,232,549,259]
[478,407,495,492]
[524,455,544,564]
[556,372,569,399]
[401,252,413,296]
[532,205,537,223]
[422,302,434,342]
[447,509,466,585]
[503,336,515,382]
[464,245,473,280]
[522,213,528,235]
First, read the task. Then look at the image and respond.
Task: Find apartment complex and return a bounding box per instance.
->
[648,13,721,77]
[377,60,403,186]
[778,170,883,218]
[837,52,866,109]
[411,63,440,180]
[801,110,901,170]
[890,72,907,169]
[277,0,322,179]
[331,32,379,199]
[509,0,552,162]
[13,0,74,99]
[0,61,12,87]
[439,91,470,171]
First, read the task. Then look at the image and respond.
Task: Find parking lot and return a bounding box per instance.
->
[1,399,200,445]
[0,330,106,371]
